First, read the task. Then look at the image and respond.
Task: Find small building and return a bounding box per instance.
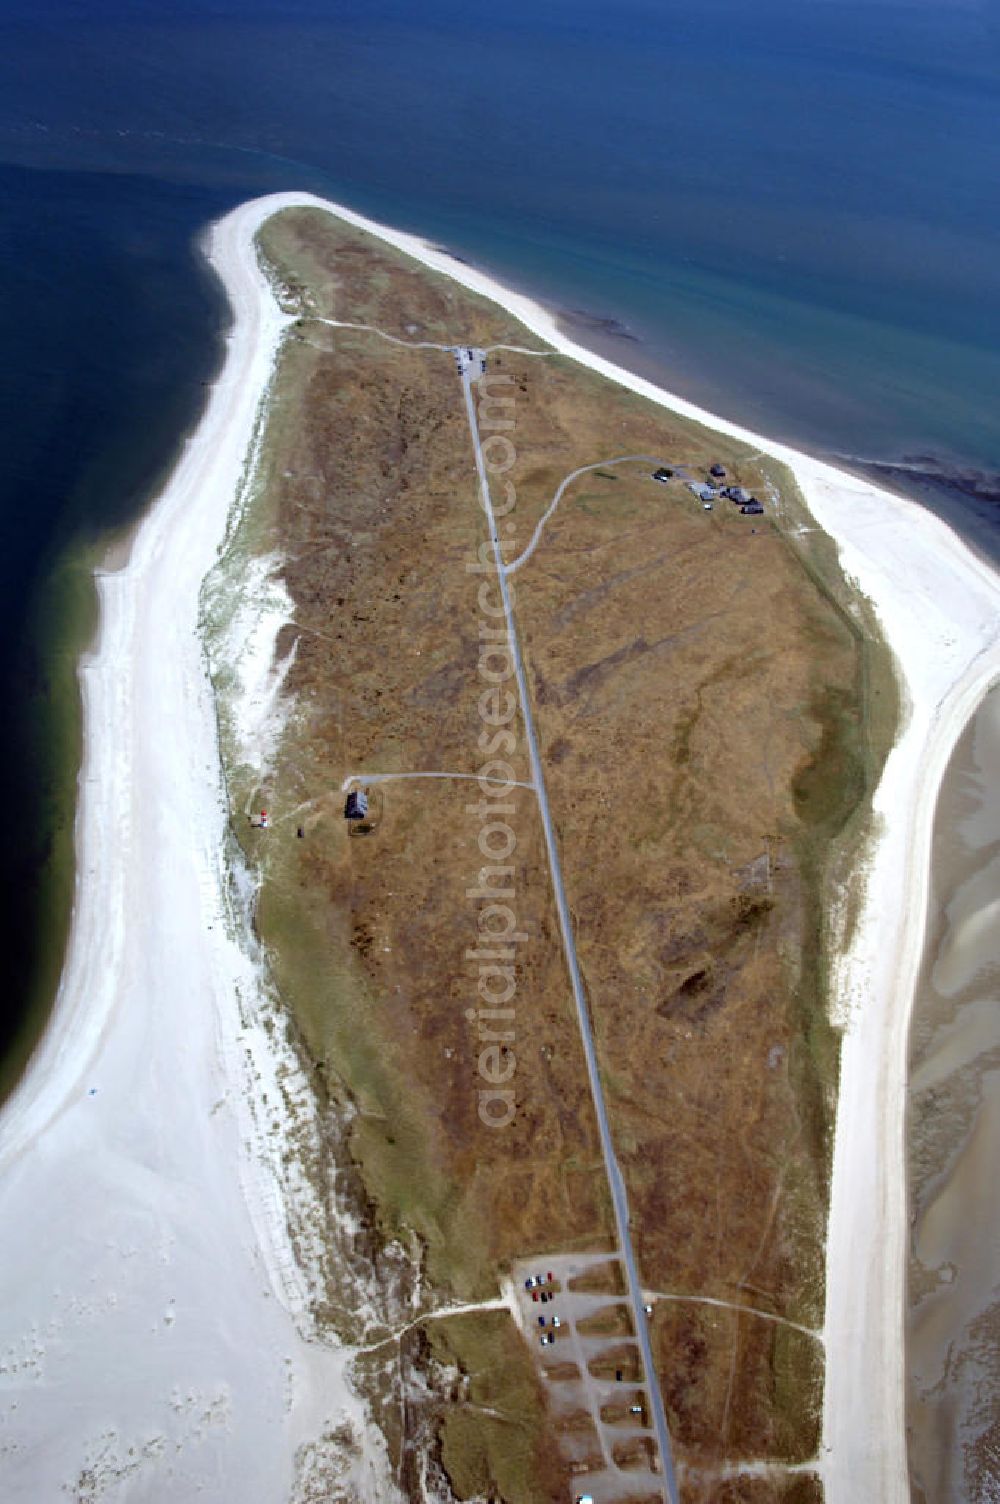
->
[344,789,369,820]
[709,463,727,478]
[726,486,751,504]
[741,501,764,516]
[689,482,717,502]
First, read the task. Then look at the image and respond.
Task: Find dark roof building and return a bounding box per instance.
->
[709,463,726,478]
[345,789,370,820]
[741,501,764,515]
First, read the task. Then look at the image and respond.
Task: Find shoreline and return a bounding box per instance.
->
[0,227,236,1112]
[0,188,997,1496]
[0,205,287,1166]
[555,304,1000,576]
[0,197,394,1499]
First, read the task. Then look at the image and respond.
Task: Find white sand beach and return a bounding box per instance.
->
[0,198,397,1502]
[0,187,997,1499]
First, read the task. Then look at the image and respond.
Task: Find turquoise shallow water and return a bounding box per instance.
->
[0,0,997,1057]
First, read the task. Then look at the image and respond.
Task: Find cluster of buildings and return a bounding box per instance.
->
[683,463,765,515]
[653,461,767,517]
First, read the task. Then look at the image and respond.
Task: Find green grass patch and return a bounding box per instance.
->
[427,1312,563,1502]
[764,459,900,1208]
[257,869,496,1299]
[770,1324,823,1461]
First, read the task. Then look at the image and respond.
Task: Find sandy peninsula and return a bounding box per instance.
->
[0,189,997,1500]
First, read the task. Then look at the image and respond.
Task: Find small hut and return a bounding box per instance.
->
[344,789,370,820]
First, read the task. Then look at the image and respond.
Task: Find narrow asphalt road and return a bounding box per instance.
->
[458,353,680,1504]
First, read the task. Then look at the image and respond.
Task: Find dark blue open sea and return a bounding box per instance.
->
[0,0,998,1071]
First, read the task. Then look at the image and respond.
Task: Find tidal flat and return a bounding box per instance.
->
[907,684,1000,1502]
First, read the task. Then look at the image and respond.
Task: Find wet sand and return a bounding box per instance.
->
[907,684,1000,1501]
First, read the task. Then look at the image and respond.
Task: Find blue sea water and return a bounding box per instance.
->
[0,0,998,1056]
